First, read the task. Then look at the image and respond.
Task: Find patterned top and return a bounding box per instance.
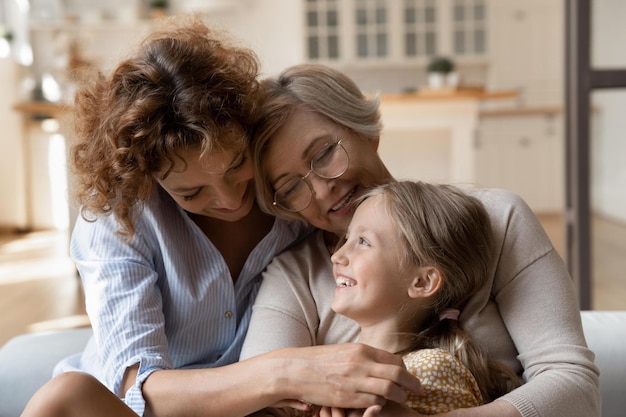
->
[403,348,483,414]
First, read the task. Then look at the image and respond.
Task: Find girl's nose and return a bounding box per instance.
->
[331,241,348,265]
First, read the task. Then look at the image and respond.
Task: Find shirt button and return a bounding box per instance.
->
[224,310,233,318]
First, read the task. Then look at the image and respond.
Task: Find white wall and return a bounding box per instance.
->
[0,58,27,230]
[177,0,306,77]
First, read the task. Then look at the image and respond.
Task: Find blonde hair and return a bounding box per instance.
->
[69,16,261,237]
[252,64,382,220]
[359,181,521,402]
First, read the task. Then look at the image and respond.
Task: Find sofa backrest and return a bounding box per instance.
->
[581,310,626,417]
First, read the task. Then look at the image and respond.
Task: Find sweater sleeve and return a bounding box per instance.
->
[476,189,600,417]
[239,238,320,359]
[240,230,359,360]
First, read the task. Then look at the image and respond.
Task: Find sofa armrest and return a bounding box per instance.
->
[0,328,92,417]
[581,310,626,417]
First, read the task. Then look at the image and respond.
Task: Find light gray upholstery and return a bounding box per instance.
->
[0,312,624,417]
[580,311,626,417]
[0,328,92,417]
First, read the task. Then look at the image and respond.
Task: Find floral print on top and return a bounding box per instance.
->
[403,348,483,414]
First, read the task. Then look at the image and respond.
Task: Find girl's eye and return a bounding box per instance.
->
[358,237,370,247]
[183,188,202,201]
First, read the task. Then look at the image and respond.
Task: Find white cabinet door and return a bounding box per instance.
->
[487,0,563,107]
[0,60,28,230]
[476,112,564,213]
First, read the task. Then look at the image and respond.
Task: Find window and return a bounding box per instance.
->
[305,0,341,60]
[403,0,437,57]
[304,0,488,63]
[452,0,487,55]
[355,0,388,58]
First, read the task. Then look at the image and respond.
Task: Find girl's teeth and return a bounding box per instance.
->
[335,277,356,287]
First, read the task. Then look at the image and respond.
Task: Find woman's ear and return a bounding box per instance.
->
[407,267,443,299]
[371,135,380,151]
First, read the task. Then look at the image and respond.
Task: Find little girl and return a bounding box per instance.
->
[327,180,520,416]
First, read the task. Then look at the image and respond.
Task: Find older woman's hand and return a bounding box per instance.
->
[265,343,422,410]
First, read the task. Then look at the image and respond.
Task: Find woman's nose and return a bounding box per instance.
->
[210,182,244,209]
[308,174,336,201]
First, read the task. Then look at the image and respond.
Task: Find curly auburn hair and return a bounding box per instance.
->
[68,16,261,238]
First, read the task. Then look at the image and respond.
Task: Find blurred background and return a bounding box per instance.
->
[0,0,624,346]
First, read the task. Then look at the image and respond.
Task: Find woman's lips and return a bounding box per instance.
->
[329,187,357,214]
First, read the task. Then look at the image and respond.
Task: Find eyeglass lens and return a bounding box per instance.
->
[274,140,349,212]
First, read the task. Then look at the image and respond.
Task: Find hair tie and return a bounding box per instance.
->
[439,308,460,321]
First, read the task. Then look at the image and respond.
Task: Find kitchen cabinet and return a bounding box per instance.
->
[378,88,517,187]
[0,59,28,230]
[475,108,564,213]
[487,0,563,107]
[379,93,564,214]
[11,102,71,231]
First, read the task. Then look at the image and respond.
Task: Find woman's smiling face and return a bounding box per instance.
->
[155,146,256,222]
[263,107,390,236]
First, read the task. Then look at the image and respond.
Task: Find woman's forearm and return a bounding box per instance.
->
[142,356,285,417]
[142,344,423,417]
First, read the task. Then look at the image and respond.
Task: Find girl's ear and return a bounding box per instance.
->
[408,267,443,300]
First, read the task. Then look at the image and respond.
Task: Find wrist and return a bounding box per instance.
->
[256,348,299,402]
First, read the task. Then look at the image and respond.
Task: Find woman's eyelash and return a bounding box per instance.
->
[180,154,246,202]
[228,154,247,172]
[183,188,202,201]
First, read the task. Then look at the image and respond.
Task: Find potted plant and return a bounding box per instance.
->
[149,0,169,19]
[426,56,459,90]
[0,26,13,58]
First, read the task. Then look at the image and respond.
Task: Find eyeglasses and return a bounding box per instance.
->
[273,138,350,212]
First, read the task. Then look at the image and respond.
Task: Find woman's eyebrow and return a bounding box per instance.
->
[302,134,334,158]
[169,184,202,193]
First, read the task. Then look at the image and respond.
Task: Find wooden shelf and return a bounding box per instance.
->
[480,106,562,118]
[13,102,71,118]
[381,88,518,102]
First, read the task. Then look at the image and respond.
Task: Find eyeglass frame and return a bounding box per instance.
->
[272,137,350,212]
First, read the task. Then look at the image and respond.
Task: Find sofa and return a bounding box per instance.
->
[0,311,624,417]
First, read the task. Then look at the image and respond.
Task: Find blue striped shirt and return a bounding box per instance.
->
[54,188,308,415]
